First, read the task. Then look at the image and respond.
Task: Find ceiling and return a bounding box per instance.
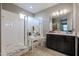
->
[14,3,58,14]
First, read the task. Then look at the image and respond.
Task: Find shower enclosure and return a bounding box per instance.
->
[1,8,43,55]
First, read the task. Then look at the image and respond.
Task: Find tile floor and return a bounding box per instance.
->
[22,47,66,56]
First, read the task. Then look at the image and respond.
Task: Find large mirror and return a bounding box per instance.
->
[50,9,73,33]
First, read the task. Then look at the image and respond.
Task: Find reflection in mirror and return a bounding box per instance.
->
[27,16,42,37]
[50,8,73,34]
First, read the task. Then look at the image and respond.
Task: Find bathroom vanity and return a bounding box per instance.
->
[46,6,76,56]
[46,33,75,56]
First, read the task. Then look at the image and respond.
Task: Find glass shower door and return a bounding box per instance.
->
[24,16,33,51]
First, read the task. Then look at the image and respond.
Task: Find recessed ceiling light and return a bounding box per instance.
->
[29,6,33,9]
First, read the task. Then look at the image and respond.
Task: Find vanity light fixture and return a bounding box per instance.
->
[63,9,68,14]
[56,11,59,16]
[52,9,69,17]
[60,10,63,15]
[52,12,56,16]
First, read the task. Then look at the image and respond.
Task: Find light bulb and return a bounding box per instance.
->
[52,12,56,16]
[63,9,68,14]
[56,11,59,16]
[60,10,63,15]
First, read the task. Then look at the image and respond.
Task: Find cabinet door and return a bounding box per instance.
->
[46,34,51,48]
[46,34,52,48]
[56,35,65,53]
[77,38,79,56]
[64,36,75,56]
[46,34,57,50]
[50,35,57,50]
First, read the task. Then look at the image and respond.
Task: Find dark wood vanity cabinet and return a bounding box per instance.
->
[56,35,65,53]
[46,35,57,50]
[77,38,79,56]
[46,34,75,56]
[64,36,75,56]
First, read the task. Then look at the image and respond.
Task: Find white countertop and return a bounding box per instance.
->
[47,32,75,36]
